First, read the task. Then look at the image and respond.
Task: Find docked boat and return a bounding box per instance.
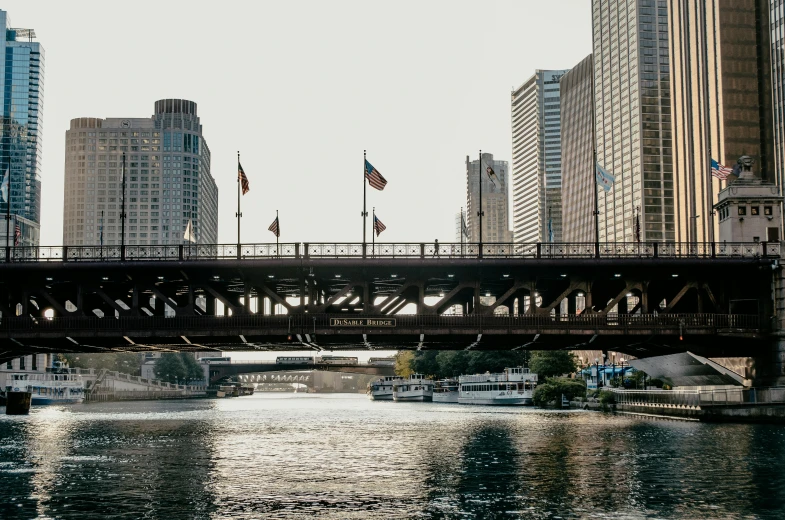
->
[458,367,537,406]
[392,374,433,402]
[433,379,459,403]
[5,368,85,405]
[367,376,403,400]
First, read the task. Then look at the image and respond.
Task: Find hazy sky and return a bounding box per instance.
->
[6,0,591,246]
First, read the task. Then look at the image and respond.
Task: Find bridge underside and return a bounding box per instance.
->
[0,255,774,362]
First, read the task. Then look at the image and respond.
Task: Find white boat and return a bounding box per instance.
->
[367,376,403,400]
[458,367,537,406]
[392,374,433,402]
[5,368,85,405]
[433,379,459,403]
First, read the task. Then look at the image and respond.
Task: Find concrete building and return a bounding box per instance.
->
[454,209,468,242]
[511,69,568,244]
[561,55,596,243]
[768,0,785,227]
[714,163,783,243]
[63,99,218,246]
[669,0,773,243]
[465,153,512,243]
[592,0,673,242]
[0,11,44,247]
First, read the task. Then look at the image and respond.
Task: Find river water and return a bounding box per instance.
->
[1,394,785,519]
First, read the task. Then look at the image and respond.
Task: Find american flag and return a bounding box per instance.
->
[14,221,20,246]
[238,162,250,195]
[268,216,280,237]
[711,159,733,180]
[364,159,388,191]
[373,215,386,236]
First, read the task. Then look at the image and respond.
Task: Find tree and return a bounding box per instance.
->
[155,353,204,384]
[529,351,577,379]
[466,351,529,375]
[532,378,586,407]
[435,351,471,378]
[411,350,440,377]
[60,352,141,375]
[394,351,415,377]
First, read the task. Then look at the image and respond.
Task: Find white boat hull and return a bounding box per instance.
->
[433,392,459,403]
[368,392,394,401]
[31,396,84,405]
[393,394,432,402]
[459,395,533,406]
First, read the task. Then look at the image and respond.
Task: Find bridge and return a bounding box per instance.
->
[0,241,778,364]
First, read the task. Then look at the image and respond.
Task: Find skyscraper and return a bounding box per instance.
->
[465,153,512,243]
[592,0,673,242]
[511,69,568,244]
[773,0,785,197]
[0,11,44,247]
[670,0,773,242]
[561,55,596,243]
[63,99,218,246]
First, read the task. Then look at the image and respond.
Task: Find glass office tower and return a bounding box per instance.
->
[0,10,44,247]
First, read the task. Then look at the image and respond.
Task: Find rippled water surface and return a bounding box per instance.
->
[2,394,785,519]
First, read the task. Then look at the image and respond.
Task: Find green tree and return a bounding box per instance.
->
[60,352,141,375]
[411,350,440,377]
[394,351,415,377]
[529,351,577,379]
[155,353,204,384]
[532,377,586,407]
[435,351,471,378]
[466,351,529,375]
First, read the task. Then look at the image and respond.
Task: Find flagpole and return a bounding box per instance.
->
[237,151,241,251]
[276,209,279,251]
[372,207,375,252]
[363,150,367,248]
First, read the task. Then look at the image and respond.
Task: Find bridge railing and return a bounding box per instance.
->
[613,387,785,407]
[0,313,760,333]
[1,241,779,263]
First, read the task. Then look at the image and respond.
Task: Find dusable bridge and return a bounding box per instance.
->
[0,241,778,364]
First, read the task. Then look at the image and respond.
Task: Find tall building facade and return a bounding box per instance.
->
[63,99,218,246]
[465,153,512,243]
[511,69,568,244]
[670,0,773,242]
[593,0,673,242]
[561,54,596,243]
[769,0,785,210]
[0,11,44,247]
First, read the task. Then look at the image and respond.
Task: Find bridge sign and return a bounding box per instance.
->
[330,318,396,327]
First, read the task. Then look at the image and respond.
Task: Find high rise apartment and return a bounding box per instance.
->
[670,0,773,242]
[592,0,673,242]
[561,54,596,243]
[511,69,568,244]
[0,11,44,247]
[63,99,218,246]
[465,153,512,243]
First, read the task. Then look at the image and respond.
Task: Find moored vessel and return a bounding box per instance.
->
[392,374,433,402]
[5,363,85,405]
[433,379,459,403]
[458,367,537,406]
[367,376,403,400]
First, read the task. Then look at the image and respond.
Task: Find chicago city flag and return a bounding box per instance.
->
[595,163,616,192]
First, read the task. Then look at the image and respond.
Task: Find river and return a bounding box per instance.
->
[1,393,785,519]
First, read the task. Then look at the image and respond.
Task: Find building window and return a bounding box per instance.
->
[751,206,760,216]
[765,206,773,216]
[738,206,747,216]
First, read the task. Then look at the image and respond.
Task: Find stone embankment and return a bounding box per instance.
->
[80,368,206,401]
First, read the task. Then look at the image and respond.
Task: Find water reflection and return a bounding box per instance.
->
[1,397,785,519]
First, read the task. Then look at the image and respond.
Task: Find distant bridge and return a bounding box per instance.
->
[0,241,777,363]
[204,361,393,385]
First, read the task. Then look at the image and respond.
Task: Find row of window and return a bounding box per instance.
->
[719,205,774,219]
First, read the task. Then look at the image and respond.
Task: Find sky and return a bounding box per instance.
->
[7,1,592,361]
[5,0,592,247]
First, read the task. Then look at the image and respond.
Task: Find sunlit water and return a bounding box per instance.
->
[1,394,785,519]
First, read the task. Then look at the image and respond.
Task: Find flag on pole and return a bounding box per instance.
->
[461,211,469,238]
[373,215,386,236]
[183,219,196,243]
[548,217,554,243]
[596,163,616,192]
[14,220,20,246]
[0,167,8,203]
[711,159,733,180]
[482,158,499,187]
[364,160,388,191]
[268,216,280,237]
[238,162,250,195]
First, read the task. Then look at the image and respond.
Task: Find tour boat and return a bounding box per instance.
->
[458,367,537,406]
[367,376,403,400]
[392,374,433,402]
[5,370,85,405]
[433,379,459,403]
